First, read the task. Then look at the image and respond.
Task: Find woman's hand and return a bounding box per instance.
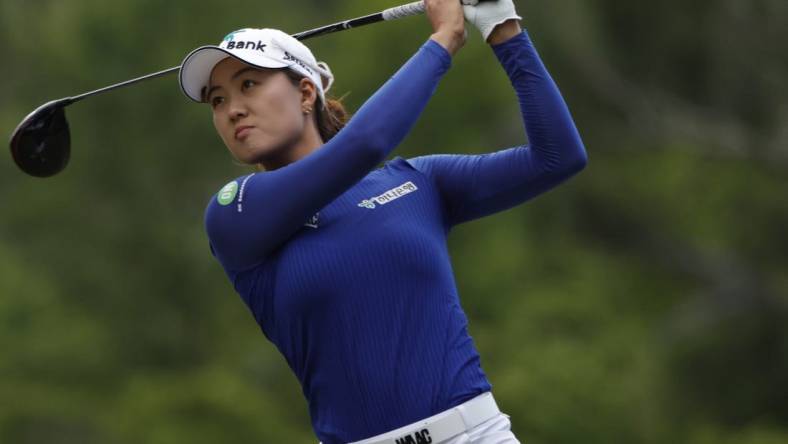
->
[426,0,466,56]
[462,0,522,43]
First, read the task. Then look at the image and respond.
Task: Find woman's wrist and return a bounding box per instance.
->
[430,29,466,56]
[487,19,522,45]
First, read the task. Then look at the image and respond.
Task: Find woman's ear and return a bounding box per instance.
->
[299,78,317,109]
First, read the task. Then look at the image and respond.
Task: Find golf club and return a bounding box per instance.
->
[9,0,493,178]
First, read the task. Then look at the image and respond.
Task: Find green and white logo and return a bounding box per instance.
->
[223,30,243,42]
[217,181,239,206]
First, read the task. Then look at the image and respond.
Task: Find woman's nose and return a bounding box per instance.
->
[229,102,248,122]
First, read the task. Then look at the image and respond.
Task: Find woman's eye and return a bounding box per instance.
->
[242,79,256,90]
[210,96,224,108]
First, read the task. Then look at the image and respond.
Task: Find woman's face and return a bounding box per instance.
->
[206,57,309,165]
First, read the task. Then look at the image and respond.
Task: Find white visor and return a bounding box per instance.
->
[179,28,334,106]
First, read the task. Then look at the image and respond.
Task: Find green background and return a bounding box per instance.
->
[1,0,787,442]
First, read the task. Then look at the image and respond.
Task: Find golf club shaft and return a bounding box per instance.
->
[67,0,444,105]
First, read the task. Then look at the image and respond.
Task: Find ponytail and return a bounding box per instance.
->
[282,69,349,142]
[316,97,349,142]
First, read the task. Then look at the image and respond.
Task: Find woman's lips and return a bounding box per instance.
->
[235,126,254,140]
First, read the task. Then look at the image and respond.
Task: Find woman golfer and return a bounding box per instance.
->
[179,0,586,442]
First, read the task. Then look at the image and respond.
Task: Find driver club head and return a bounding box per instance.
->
[9,98,74,178]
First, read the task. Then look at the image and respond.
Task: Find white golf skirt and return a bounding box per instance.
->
[343,392,520,444]
[440,413,519,444]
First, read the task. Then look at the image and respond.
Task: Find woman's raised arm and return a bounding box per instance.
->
[408,26,587,227]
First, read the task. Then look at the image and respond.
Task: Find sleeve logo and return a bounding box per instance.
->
[217,181,239,206]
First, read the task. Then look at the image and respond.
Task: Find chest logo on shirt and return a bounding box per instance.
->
[358,181,418,210]
[304,212,320,229]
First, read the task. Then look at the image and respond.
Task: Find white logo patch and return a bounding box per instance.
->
[358,181,418,210]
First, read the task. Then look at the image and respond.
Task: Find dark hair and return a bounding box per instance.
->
[282,69,349,142]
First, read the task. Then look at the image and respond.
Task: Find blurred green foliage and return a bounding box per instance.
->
[1,0,787,443]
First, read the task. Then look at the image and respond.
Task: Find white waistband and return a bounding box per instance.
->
[349,392,500,444]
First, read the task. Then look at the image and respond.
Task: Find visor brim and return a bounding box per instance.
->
[179,46,290,102]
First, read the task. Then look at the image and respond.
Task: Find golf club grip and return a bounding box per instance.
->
[383,0,495,21]
[382,1,425,21]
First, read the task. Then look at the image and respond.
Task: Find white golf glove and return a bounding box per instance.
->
[461,0,522,41]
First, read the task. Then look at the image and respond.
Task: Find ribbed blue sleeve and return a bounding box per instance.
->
[205,40,452,272]
[407,30,587,227]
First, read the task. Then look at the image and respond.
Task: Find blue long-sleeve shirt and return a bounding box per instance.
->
[205,30,586,444]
